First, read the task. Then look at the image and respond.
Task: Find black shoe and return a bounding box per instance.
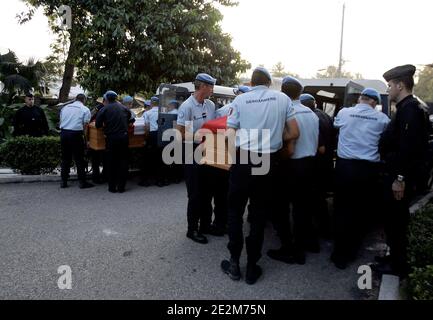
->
[156,180,166,188]
[186,231,208,244]
[267,248,296,264]
[138,180,151,187]
[305,241,321,254]
[117,187,125,193]
[330,252,348,270]
[371,262,404,277]
[205,224,225,237]
[294,250,306,265]
[109,187,117,193]
[375,255,392,264]
[245,264,262,285]
[221,259,241,281]
[60,181,68,189]
[79,182,94,189]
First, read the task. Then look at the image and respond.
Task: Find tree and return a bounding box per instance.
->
[271,62,298,78]
[18,0,250,98]
[315,65,363,79]
[0,50,48,100]
[17,0,89,102]
[415,66,433,103]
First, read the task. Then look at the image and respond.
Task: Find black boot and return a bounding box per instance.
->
[79,181,94,189]
[245,263,262,285]
[60,180,68,189]
[221,259,241,281]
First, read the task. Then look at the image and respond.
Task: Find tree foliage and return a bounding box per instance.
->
[415,66,433,103]
[0,50,49,100]
[315,65,362,79]
[271,62,298,78]
[18,0,250,97]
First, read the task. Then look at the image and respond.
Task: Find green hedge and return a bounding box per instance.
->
[407,204,433,300]
[0,136,61,175]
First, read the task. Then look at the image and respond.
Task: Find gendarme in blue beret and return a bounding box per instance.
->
[361,88,381,104]
[383,64,416,82]
[253,67,272,81]
[144,100,151,107]
[151,96,159,103]
[122,95,134,104]
[195,73,217,86]
[169,99,179,106]
[300,93,315,103]
[104,90,118,100]
[282,76,303,90]
[238,85,251,94]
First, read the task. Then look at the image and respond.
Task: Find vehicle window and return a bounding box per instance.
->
[323,103,336,118]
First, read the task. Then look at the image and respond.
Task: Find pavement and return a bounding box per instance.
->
[0,177,385,300]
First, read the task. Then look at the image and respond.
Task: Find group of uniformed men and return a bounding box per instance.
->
[12,63,430,284]
[175,65,431,285]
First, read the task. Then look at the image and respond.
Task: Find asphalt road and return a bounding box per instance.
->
[0,179,384,300]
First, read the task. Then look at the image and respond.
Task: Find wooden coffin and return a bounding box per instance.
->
[87,123,146,150]
[200,132,233,171]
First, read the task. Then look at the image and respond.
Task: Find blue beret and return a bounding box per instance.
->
[195,73,217,85]
[282,76,303,90]
[300,94,316,103]
[238,86,251,94]
[151,96,159,103]
[383,64,416,82]
[122,95,134,104]
[103,90,118,100]
[169,99,179,106]
[253,67,272,81]
[361,88,381,104]
[144,100,151,106]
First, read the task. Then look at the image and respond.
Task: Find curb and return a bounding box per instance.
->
[378,275,401,300]
[377,188,433,300]
[0,174,78,184]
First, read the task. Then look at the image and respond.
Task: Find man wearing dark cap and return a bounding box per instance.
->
[96,91,134,193]
[375,65,431,277]
[13,93,49,137]
[176,73,217,244]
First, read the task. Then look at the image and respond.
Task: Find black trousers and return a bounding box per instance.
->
[105,134,129,190]
[141,131,164,181]
[202,166,229,230]
[183,143,212,233]
[60,130,87,182]
[382,174,413,275]
[227,150,276,264]
[90,149,107,181]
[271,157,318,252]
[333,158,381,261]
[313,155,334,236]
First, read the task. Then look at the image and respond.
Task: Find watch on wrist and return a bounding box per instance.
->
[397,175,405,183]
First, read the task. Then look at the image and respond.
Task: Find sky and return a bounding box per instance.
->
[1,0,432,80]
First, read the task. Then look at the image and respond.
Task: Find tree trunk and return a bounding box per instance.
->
[59,33,77,103]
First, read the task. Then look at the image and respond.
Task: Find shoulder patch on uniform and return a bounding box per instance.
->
[179,111,185,118]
